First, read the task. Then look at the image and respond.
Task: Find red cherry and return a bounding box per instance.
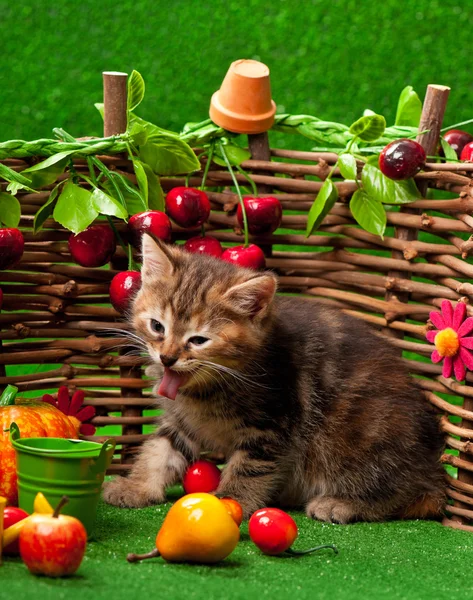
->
[182,460,221,494]
[128,211,172,249]
[68,224,116,268]
[443,129,473,158]
[3,506,29,555]
[249,508,298,555]
[237,197,282,235]
[184,235,223,257]
[110,271,142,313]
[0,287,3,310]
[0,228,24,270]
[165,187,211,228]
[221,244,266,269]
[461,141,473,162]
[379,139,426,180]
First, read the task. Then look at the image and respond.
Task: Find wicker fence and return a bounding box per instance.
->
[2,80,473,532]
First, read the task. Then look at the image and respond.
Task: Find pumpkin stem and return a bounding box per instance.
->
[127,548,160,563]
[0,385,18,407]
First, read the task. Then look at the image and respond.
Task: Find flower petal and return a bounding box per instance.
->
[426,330,438,343]
[79,423,96,436]
[57,386,71,415]
[75,405,96,422]
[442,356,453,377]
[454,354,466,381]
[431,350,443,363]
[460,336,473,350]
[459,347,473,371]
[458,317,473,338]
[430,311,446,330]
[41,394,56,406]
[441,300,454,327]
[69,390,86,416]
[453,302,467,330]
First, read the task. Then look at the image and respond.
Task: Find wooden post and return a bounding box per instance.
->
[248,132,273,258]
[102,71,143,465]
[103,72,128,137]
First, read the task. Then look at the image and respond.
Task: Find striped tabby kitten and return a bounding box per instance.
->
[103,235,445,522]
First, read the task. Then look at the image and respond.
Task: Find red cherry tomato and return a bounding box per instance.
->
[249,508,298,555]
[3,507,29,554]
[182,460,221,494]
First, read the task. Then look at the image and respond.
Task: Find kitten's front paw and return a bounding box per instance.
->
[102,477,165,508]
[306,496,357,524]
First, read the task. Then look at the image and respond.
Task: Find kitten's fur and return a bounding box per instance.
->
[103,235,446,523]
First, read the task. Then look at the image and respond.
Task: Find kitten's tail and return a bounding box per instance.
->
[399,490,446,520]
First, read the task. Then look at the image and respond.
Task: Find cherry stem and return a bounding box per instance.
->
[53,495,69,519]
[127,243,137,271]
[218,142,249,248]
[235,165,258,197]
[106,216,128,257]
[200,141,214,192]
[283,544,339,557]
[127,548,160,563]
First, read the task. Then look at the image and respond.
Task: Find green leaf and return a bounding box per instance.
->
[132,159,148,205]
[395,86,422,127]
[102,173,146,216]
[129,121,148,147]
[130,115,200,175]
[338,154,358,180]
[213,144,251,167]
[95,103,104,119]
[33,183,62,233]
[0,193,21,227]
[306,178,338,237]
[91,188,128,220]
[127,70,145,113]
[361,163,419,204]
[349,114,386,142]
[0,163,35,192]
[440,137,458,162]
[23,154,71,188]
[142,162,164,211]
[350,189,386,237]
[53,181,98,233]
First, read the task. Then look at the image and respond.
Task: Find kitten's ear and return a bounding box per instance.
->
[222,274,277,319]
[141,234,175,279]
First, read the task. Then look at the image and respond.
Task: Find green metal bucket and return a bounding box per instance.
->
[10,422,116,536]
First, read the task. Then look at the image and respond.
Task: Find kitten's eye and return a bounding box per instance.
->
[150,319,165,334]
[188,336,209,346]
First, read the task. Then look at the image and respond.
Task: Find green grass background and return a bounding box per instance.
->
[1,0,472,143]
[3,2,473,598]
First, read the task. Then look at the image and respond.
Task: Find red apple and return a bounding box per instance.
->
[68,224,116,268]
[128,211,172,249]
[19,496,87,577]
[182,460,221,494]
[3,507,29,555]
[0,228,24,270]
[237,197,282,235]
[249,508,298,555]
[165,187,210,228]
[110,271,142,313]
[221,244,266,269]
[184,235,223,257]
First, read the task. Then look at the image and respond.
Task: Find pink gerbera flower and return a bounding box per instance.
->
[42,386,96,435]
[426,300,473,381]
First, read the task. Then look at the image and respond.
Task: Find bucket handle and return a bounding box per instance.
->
[9,422,21,445]
[92,438,116,474]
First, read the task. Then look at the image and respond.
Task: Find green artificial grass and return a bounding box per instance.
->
[3,489,473,600]
[1,1,472,143]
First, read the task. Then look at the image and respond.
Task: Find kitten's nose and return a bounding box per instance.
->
[160,354,178,368]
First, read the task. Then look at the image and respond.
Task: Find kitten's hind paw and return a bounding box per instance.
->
[102,476,165,508]
[306,496,357,524]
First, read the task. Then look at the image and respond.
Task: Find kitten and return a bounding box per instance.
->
[103,235,446,523]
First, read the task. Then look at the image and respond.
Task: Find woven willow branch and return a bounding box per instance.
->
[0,136,127,159]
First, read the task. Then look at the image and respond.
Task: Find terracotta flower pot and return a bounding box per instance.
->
[209,59,276,134]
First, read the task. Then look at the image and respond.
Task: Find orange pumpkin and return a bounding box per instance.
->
[0,385,79,505]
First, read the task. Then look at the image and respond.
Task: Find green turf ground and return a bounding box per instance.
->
[2,489,473,600]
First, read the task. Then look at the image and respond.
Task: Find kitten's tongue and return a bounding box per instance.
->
[158,368,189,400]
